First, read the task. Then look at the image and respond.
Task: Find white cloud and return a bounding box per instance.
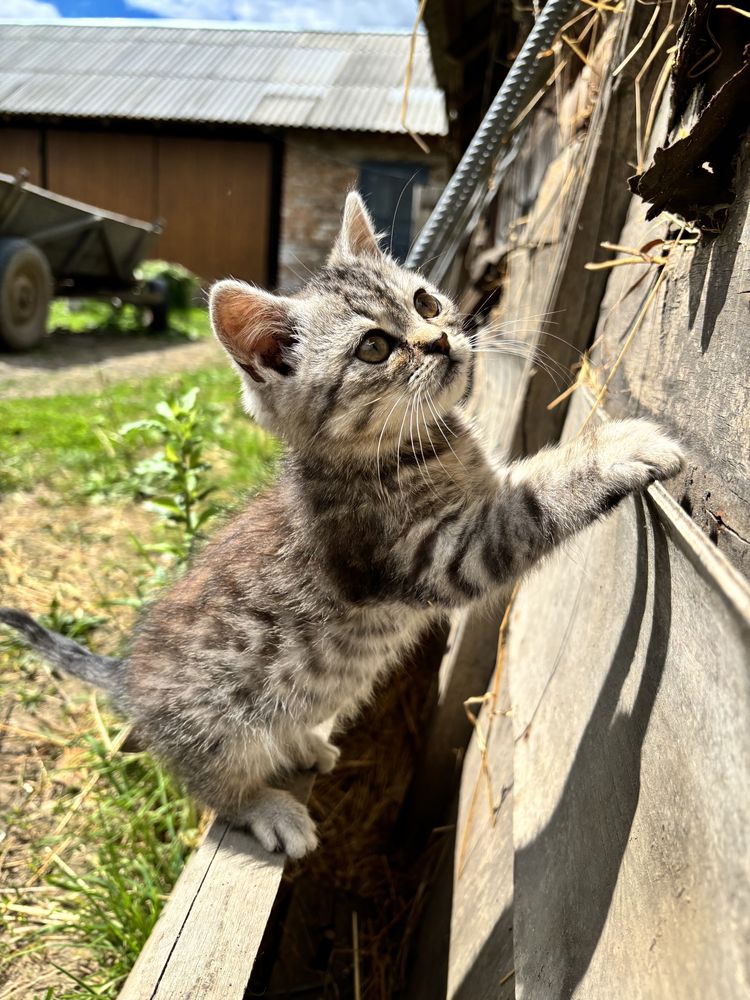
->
[126,0,418,31]
[126,0,232,17]
[2,0,61,16]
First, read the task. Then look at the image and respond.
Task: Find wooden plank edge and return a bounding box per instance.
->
[118,820,228,1000]
[119,773,317,999]
[586,387,750,624]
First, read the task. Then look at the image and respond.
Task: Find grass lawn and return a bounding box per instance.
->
[0,325,280,998]
[0,365,279,499]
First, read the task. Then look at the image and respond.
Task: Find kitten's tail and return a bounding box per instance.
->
[0,607,122,694]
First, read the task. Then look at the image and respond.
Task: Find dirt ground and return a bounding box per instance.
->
[0,330,223,399]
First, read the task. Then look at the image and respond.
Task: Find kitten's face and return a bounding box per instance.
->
[210,192,472,457]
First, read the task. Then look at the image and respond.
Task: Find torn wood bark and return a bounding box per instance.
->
[630,56,750,229]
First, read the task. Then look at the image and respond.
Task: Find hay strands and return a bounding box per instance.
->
[456,589,517,878]
[400,0,430,153]
[584,237,670,270]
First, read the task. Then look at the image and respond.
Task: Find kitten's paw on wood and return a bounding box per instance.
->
[595,419,684,490]
[237,788,318,859]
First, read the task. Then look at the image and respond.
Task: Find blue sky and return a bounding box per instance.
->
[3,0,419,31]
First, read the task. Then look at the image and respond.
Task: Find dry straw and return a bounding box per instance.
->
[457,588,517,878]
[401,0,431,154]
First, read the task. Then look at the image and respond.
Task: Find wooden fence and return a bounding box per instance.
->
[412,1,750,996]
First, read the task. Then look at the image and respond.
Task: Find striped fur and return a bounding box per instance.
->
[1,194,683,857]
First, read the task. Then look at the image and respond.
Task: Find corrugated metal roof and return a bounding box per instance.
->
[0,21,447,135]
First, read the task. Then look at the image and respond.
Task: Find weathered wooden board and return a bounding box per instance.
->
[591,140,750,576]
[468,0,679,459]
[508,391,750,999]
[118,820,284,1000]
[401,634,515,1000]
[446,656,515,1000]
[511,0,674,456]
[401,601,507,832]
[118,773,314,1000]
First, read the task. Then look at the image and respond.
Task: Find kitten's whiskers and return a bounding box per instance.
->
[425,391,465,469]
[412,390,439,496]
[396,393,415,494]
[376,390,408,497]
[420,393,454,484]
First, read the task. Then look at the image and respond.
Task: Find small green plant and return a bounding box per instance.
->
[120,387,221,567]
[135,260,199,311]
[35,728,201,999]
[48,299,144,335]
[40,596,107,643]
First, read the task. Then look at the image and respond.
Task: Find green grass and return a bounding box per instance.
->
[0,337,281,998]
[38,732,202,999]
[0,704,202,999]
[0,365,281,499]
[48,300,211,341]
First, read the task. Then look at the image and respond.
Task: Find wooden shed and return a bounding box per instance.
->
[0,21,448,288]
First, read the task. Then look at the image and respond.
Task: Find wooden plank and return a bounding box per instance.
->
[446,655,515,1000]
[119,773,314,1000]
[401,607,515,1000]
[0,127,42,183]
[156,135,272,284]
[118,821,284,1000]
[508,390,750,999]
[462,1,680,460]
[590,137,750,576]
[510,0,671,455]
[400,602,506,832]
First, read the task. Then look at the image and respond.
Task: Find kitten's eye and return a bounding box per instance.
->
[356,331,392,364]
[414,289,441,319]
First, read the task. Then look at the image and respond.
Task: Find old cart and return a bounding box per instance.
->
[0,170,166,350]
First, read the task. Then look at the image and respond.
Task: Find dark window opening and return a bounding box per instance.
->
[358,162,429,263]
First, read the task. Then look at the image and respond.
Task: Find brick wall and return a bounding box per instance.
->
[277,130,448,289]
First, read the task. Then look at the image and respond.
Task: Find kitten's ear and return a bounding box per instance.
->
[210,280,295,384]
[333,191,382,259]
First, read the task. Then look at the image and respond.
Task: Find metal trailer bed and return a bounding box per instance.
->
[0,169,167,350]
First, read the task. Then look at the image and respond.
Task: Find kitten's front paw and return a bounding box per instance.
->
[595,419,684,491]
[239,788,318,859]
[297,731,340,774]
[313,740,341,774]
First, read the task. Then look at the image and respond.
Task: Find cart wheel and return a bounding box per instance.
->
[0,238,52,351]
[147,278,170,333]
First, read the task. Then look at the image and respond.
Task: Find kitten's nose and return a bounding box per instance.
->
[424,332,451,357]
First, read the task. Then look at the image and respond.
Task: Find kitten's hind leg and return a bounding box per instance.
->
[233,787,318,859]
[185,741,319,858]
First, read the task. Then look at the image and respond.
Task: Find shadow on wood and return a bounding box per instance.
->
[514,496,669,997]
[447,497,670,998]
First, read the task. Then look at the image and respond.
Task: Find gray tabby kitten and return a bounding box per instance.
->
[0,192,682,858]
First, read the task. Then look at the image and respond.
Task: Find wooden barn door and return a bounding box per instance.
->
[0,127,43,183]
[35,128,273,286]
[156,136,272,285]
[46,130,158,224]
